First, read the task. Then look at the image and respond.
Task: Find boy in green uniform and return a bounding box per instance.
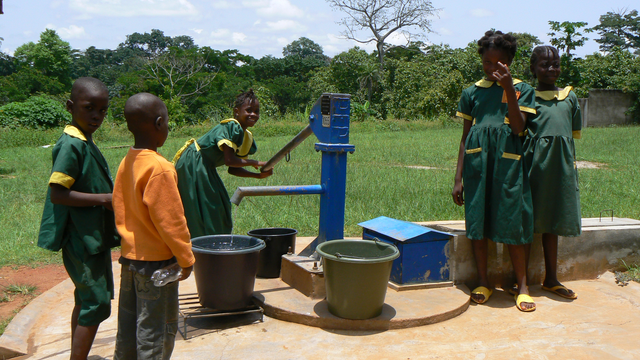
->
[38,77,120,359]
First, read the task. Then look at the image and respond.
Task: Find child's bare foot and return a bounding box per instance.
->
[542,281,577,300]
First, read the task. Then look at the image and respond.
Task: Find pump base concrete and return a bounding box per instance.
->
[254,277,470,330]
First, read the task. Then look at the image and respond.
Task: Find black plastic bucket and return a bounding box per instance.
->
[191,235,265,310]
[247,228,298,278]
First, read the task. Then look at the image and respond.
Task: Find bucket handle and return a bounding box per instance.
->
[333,238,391,260]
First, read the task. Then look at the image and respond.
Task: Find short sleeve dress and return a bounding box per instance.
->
[173,119,257,238]
[456,79,537,245]
[523,86,581,236]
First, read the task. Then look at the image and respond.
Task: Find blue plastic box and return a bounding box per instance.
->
[358,216,452,284]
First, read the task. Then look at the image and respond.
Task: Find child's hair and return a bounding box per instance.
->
[477,30,517,59]
[70,77,108,101]
[124,93,165,134]
[234,88,259,109]
[530,45,560,78]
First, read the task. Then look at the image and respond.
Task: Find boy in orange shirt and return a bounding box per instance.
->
[112,93,195,360]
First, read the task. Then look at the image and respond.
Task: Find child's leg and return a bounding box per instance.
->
[70,323,99,360]
[507,244,535,310]
[542,233,576,298]
[114,266,137,360]
[470,238,491,303]
[134,272,179,360]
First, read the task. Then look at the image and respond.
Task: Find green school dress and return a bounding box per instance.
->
[523,87,582,236]
[173,119,257,238]
[456,79,536,245]
[38,125,119,326]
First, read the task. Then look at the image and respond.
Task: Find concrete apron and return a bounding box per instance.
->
[421,217,640,288]
[2,221,640,359]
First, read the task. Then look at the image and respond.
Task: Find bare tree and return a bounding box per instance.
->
[327,0,438,67]
[145,49,218,101]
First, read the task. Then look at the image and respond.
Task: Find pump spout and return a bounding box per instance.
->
[260,125,314,172]
[230,185,324,206]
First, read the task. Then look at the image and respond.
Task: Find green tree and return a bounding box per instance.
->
[548,21,591,58]
[591,9,640,54]
[0,95,70,129]
[510,32,542,81]
[326,0,438,67]
[14,29,73,87]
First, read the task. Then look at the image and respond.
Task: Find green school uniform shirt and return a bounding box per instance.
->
[456,79,536,244]
[524,86,582,236]
[173,119,257,238]
[38,125,120,254]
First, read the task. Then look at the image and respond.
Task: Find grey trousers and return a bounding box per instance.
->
[114,265,179,360]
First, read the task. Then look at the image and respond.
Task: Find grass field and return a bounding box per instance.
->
[1,120,639,268]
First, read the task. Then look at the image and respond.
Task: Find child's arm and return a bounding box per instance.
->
[452,120,473,206]
[493,62,527,134]
[222,145,273,179]
[50,184,113,211]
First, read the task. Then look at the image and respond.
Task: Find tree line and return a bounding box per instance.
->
[0,8,639,129]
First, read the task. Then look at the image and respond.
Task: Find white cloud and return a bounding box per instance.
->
[385,32,409,46]
[232,32,247,43]
[212,1,236,9]
[49,25,87,39]
[69,0,198,17]
[264,19,306,32]
[191,28,204,34]
[244,0,303,18]
[276,37,289,46]
[469,8,493,18]
[211,29,231,38]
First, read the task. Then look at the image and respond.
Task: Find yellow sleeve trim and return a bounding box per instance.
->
[172,139,198,164]
[49,171,75,189]
[456,111,473,121]
[573,130,582,139]
[465,147,482,154]
[504,117,510,125]
[519,106,536,115]
[218,139,238,151]
[502,152,521,161]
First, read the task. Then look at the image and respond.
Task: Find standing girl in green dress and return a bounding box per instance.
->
[523,45,581,300]
[452,30,537,312]
[173,89,273,238]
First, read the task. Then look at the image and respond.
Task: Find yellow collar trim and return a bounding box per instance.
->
[536,86,573,101]
[220,119,253,157]
[63,125,87,142]
[475,78,522,88]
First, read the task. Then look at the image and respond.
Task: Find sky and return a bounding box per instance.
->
[0,0,637,59]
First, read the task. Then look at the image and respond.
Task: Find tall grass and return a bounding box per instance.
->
[1,120,639,267]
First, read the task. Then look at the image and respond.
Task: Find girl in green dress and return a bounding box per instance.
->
[523,45,581,300]
[173,89,273,238]
[452,31,537,311]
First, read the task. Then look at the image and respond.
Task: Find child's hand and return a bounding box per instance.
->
[256,168,273,179]
[493,62,514,89]
[102,193,114,211]
[179,266,193,281]
[252,161,267,170]
[452,181,464,206]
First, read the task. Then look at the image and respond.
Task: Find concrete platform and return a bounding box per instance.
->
[3,233,640,359]
[254,277,470,331]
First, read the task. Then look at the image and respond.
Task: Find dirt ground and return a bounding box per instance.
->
[0,251,120,327]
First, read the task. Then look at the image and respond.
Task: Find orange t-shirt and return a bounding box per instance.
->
[113,148,195,268]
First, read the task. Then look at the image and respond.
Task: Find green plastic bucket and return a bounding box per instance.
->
[316,239,400,320]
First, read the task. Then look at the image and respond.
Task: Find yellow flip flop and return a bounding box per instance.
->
[542,285,577,300]
[471,286,493,304]
[515,294,536,312]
